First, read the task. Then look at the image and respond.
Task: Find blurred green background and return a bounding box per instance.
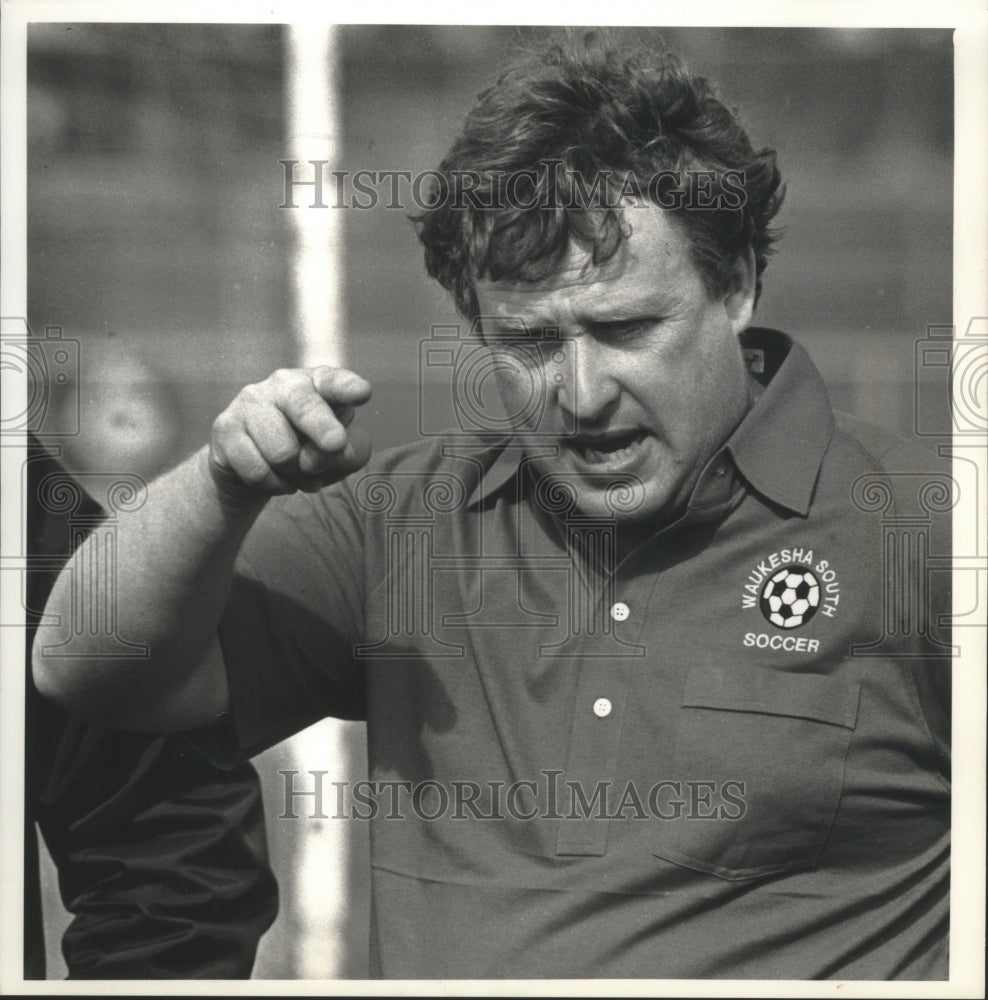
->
[26,23,953,979]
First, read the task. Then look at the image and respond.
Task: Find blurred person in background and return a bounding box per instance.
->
[24,432,278,978]
[33,33,950,979]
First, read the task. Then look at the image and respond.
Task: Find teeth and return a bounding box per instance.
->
[576,434,643,465]
[582,444,627,463]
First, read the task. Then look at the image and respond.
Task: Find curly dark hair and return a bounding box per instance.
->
[414,33,785,319]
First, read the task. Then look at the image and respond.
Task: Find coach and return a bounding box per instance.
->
[34,36,949,979]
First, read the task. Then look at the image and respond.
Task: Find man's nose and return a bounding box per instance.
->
[551,338,620,426]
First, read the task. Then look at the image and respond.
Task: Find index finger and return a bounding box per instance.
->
[310,367,373,409]
[276,368,372,453]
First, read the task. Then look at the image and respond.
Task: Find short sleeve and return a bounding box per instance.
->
[833,411,952,780]
[213,483,369,761]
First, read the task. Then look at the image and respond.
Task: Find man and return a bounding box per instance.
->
[34,37,949,979]
[24,435,278,977]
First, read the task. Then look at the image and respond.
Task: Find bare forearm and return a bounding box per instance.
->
[32,446,263,724]
[32,365,372,732]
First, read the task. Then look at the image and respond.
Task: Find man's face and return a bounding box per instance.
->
[474,205,756,526]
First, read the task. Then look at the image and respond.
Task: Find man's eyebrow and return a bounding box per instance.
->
[585,287,684,322]
[578,303,670,329]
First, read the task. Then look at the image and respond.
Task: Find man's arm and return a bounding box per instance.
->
[38,726,280,980]
[32,366,372,732]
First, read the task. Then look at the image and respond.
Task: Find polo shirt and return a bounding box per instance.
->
[214,328,950,979]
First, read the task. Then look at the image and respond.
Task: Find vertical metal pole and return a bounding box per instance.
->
[284,22,351,979]
[286,23,344,369]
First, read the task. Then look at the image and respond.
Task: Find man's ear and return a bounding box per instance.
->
[725,247,756,336]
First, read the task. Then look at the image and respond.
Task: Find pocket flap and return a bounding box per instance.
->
[682,663,859,729]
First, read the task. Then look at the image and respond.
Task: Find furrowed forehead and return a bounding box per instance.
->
[475,203,694,300]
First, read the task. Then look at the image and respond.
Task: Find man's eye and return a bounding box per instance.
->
[604,320,649,342]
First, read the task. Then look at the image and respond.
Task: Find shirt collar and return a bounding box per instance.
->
[466,328,834,519]
[726,328,834,516]
[465,439,522,508]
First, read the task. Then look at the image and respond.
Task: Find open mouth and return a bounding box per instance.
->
[568,429,647,466]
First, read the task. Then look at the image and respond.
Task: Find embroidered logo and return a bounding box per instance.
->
[741,548,842,628]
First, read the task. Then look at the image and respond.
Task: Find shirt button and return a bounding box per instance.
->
[593,698,612,718]
[715,463,727,477]
[610,602,630,622]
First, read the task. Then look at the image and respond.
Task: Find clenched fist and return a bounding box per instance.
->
[208,366,373,502]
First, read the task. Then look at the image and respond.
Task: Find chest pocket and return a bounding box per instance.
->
[654,662,860,881]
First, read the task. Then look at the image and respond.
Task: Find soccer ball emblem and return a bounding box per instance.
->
[759,565,820,629]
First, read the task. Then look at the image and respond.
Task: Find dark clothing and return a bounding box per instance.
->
[25,438,278,979]
[210,329,950,978]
